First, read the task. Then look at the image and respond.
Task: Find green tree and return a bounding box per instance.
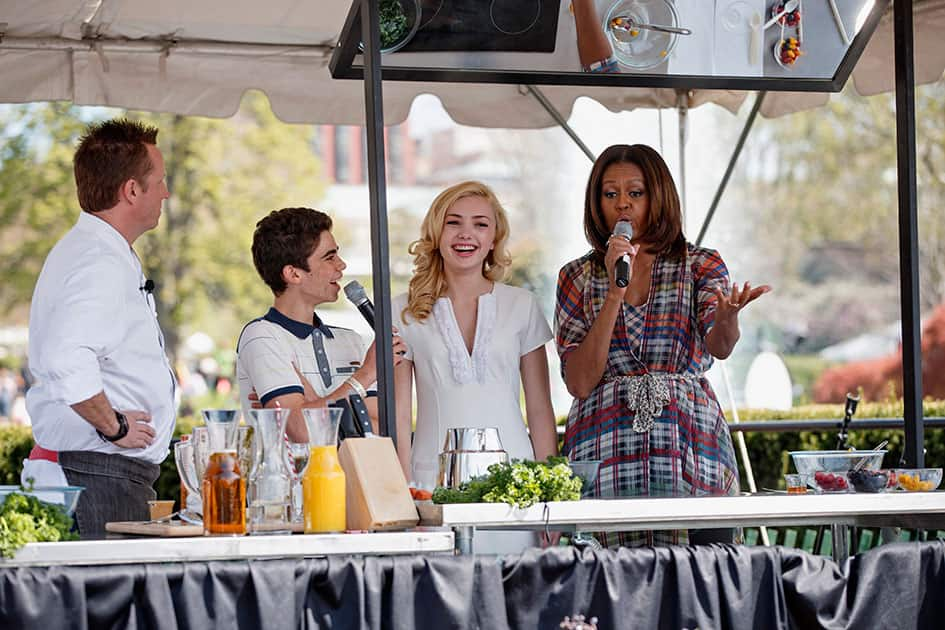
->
[719,81,945,351]
[0,93,326,365]
[0,105,88,318]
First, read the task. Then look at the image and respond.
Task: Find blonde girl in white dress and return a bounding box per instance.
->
[392,181,559,553]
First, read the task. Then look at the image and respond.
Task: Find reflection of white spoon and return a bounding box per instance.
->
[749,12,762,66]
[763,0,799,30]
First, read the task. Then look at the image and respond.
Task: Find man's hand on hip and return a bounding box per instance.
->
[114,410,155,449]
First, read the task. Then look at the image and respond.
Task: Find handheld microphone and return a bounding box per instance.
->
[613,220,634,288]
[140,279,155,294]
[343,281,375,329]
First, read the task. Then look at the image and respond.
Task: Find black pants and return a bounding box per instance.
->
[59,451,160,539]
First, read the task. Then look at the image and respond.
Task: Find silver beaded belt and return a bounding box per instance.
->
[606,372,702,433]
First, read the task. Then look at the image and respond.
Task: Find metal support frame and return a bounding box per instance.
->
[339,0,925,469]
[360,0,397,442]
[329,1,889,93]
[523,85,596,163]
[676,90,688,216]
[695,91,766,246]
[894,0,924,467]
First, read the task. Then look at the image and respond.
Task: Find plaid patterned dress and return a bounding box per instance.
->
[555,244,740,547]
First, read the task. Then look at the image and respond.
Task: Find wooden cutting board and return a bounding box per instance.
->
[338,437,419,531]
[105,521,204,537]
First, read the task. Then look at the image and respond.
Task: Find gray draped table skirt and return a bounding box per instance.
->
[1,542,943,629]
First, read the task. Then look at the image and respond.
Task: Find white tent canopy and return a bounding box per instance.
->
[2,0,945,126]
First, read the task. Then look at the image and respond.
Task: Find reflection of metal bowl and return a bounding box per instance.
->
[360,0,422,55]
[604,0,679,70]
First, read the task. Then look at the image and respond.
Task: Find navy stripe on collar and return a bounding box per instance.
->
[262,307,334,339]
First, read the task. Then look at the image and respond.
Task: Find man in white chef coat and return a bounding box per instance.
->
[22,119,177,538]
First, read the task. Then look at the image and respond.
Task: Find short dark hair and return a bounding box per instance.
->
[74,118,159,213]
[252,207,333,295]
[583,144,686,261]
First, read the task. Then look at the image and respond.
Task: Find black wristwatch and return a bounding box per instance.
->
[97,411,129,443]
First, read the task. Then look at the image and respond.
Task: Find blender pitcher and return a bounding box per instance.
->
[247,408,292,535]
[173,439,203,525]
[201,409,246,535]
[300,407,346,533]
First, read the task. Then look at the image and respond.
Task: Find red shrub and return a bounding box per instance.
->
[813,303,945,403]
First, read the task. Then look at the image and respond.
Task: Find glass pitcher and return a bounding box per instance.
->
[201,409,246,535]
[247,408,292,535]
[300,407,346,533]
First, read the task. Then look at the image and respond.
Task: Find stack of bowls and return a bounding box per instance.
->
[437,427,509,489]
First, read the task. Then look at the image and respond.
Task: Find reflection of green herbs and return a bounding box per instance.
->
[432,457,582,509]
[0,492,77,558]
[379,0,409,49]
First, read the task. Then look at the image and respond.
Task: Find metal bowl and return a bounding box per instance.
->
[789,450,886,475]
[441,427,504,453]
[568,460,602,497]
[437,450,509,489]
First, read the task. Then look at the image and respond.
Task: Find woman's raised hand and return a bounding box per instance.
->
[713,281,771,321]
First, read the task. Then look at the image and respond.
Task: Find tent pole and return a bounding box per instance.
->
[676,90,688,218]
[719,362,769,546]
[893,0,924,467]
[695,91,766,247]
[523,85,596,163]
[360,0,397,442]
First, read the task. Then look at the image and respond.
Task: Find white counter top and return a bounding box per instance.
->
[417,492,945,532]
[4,530,455,567]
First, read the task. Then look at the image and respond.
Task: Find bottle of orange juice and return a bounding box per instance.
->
[302,444,346,532]
[300,407,346,533]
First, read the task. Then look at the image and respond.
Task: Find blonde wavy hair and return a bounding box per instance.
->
[403,181,513,323]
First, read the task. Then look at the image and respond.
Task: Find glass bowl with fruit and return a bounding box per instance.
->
[806,471,853,493]
[893,468,943,492]
[846,469,895,493]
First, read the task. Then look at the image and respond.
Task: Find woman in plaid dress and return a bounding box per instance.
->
[555,145,769,547]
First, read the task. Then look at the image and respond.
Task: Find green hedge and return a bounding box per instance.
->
[4,398,944,504]
[0,418,199,509]
[730,399,945,490]
[0,426,33,486]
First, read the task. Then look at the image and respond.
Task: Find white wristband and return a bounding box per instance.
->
[346,376,367,398]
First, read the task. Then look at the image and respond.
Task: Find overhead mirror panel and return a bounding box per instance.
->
[332,0,889,91]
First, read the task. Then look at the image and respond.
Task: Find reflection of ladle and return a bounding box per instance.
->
[851,439,890,472]
[610,17,691,42]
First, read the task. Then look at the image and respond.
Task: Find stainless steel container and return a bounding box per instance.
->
[442,427,504,452]
[437,426,509,488]
[437,450,509,489]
